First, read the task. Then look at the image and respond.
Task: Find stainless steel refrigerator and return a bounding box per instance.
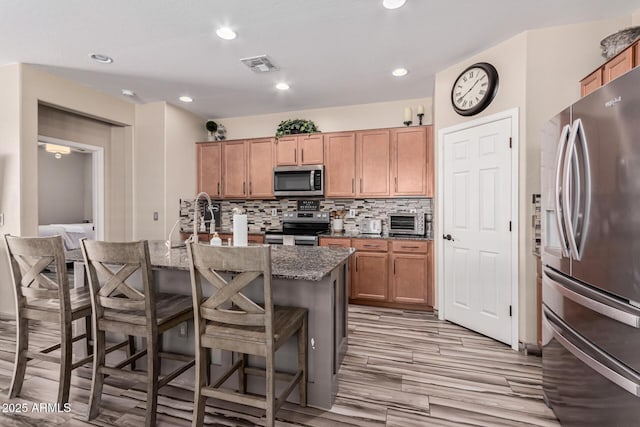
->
[541,67,640,425]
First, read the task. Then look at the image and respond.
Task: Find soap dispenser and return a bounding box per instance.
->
[210,232,222,246]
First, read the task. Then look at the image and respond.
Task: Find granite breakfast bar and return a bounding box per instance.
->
[70,241,353,410]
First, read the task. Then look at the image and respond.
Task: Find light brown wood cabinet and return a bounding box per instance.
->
[391,127,429,196]
[247,138,274,199]
[390,240,432,306]
[275,134,324,166]
[320,236,433,310]
[356,129,390,197]
[603,45,634,84]
[324,132,357,197]
[352,239,389,301]
[221,138,274,199]
[222,140,247,198]
[580,69,602,97]
[196,142,222,197]
[580,42,638,97]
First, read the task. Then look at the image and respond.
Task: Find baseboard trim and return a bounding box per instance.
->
[519,341,542,356]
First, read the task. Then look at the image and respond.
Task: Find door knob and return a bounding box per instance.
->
[443,234,455,241]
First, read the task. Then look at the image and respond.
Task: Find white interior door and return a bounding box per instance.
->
[443,117,513,345]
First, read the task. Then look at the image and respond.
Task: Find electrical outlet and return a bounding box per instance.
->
[409,208,417,213]
[178,322,188,338]
[348,209,356,218]
[271,208,278,217]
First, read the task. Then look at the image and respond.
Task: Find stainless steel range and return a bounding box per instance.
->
[265,211,330,246]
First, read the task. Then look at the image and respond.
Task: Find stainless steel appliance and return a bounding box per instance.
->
[359,219,382,235]
[265,211,330,246]
[388,213,426,236]
[273,165,324,197]
[541,67,640,425]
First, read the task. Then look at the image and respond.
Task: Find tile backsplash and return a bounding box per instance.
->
[180,198,433,234]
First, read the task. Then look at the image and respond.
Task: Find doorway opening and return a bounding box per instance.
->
[37,135,105,246]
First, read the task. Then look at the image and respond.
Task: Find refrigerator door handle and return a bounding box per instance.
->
[544,308,640,397]
[554,124,572,257]
[572,118,591,259]
[562,121,581,260]
[544,268,640,328]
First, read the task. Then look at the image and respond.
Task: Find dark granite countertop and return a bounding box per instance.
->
[68,241,353,282]
[181,228,266,235]
[319,231,432,241]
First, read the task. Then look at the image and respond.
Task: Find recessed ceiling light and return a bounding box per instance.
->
[121,89,135,97]
[275,82,290,90]
[392,68,409,77]
[216,27,237,40]
[89,53,113,64]
[179,96,193,103]
[383,0,407,10]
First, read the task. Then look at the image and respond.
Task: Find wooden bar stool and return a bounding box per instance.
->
[186,243,308,427]
[81,239,194,427]
[3,234,94,406]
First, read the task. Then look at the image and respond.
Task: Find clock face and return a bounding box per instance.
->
[451,62,498,116]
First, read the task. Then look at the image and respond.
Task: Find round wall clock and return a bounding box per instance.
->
[451,62,499,116]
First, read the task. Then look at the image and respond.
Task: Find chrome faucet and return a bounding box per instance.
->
[191,192,213,244]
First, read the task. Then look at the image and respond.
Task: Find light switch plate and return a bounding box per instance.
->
[0,213,4,227]
[153,211,158,221]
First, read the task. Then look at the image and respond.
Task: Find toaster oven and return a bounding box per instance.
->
[388,213,425,236]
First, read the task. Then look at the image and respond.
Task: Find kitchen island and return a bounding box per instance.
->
[70,242,353,410]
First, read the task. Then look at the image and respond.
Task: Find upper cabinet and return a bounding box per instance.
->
[275,134,324,166]
[247,138,274,199]
[391,127,431,197]
[324,132,357,198]
[580,42,639,97]
[222,140,247,198]
[196,142,222,197]
[221,138,274,199]
[197,125,433,200]
[356,129,390,197]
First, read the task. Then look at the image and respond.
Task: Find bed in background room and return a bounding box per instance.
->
[38,223,95,252]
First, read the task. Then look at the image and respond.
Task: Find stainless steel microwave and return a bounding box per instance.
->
[273,165,324,197]
[388,213,426,236]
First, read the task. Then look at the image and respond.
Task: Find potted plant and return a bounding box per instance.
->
[275,119,319,138]
[205,120,218,141]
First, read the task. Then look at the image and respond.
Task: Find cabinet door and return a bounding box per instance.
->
[222,140,247,198]
[319,237,351,248]
[357,129,390,197]
[325,132,356,197]
[196,143,221,197]
[391,127,427,196]
[275,136,298,166]
[580,68,602,97]
[299,134,324,165]
[604,46,633,84]
[247,138,274,199]
[353,251,388,301]
[391,253,428,304]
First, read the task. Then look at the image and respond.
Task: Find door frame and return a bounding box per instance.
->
[436,108,519,350]
[37,135,105,241]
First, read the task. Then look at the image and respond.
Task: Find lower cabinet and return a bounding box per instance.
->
[320,236,433,310]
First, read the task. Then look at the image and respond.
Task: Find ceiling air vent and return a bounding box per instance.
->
[240,55,278,73]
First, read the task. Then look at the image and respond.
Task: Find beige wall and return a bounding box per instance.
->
[633,8,640,24]
[165,103,201,235]
[0,64,21,315]
[133,102,166,240]
[220,97,433,140]
[0,64,135,316]
[433,15,630,344]
[133,102,203,240]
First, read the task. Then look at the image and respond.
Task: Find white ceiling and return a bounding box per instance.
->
[1,0,639,119]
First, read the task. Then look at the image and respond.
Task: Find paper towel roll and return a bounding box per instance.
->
[233,214,248,246]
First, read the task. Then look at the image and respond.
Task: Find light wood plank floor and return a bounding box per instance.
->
[0,305,558,426]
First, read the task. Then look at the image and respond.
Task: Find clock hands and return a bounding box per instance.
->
[456,74,486,105]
